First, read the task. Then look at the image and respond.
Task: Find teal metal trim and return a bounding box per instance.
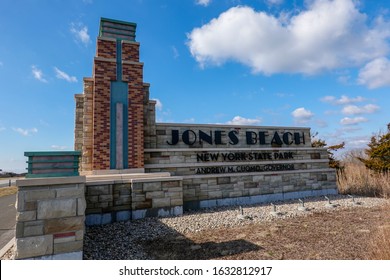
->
[110,81,129,169]
[24,151,81,178]
[26,160,79,164]
[100,17,137,27]
[26,172,79,178]
[24,151,81,156]
[116,39,122,81]
[99,17,137,39]
[26,165,79,170]
[102,23,135,35]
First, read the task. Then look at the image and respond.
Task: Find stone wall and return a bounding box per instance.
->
[15,176,86,260]
[144,123,337,209]
[85,174,183,225]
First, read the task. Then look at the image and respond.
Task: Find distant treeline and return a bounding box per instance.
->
[0,172,27,178]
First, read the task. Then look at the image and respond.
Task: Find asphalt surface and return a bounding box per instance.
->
[0,194,16,251]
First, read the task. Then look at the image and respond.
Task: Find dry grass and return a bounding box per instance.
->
[336,163,390,259]
[367,225,390,260]
[337,162,390,198]
[0,186,17,198]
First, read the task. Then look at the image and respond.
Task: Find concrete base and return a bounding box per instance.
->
[85,206,183,225]
[85,210,132,226]
[24,251,82,260]
[81,168,145,176]
[184,189,338,210]
[132,206,183,220]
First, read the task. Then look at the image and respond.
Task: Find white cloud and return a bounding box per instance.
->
[184,118,196,123]
[342,104,379,115]
[12,127,38,136]
[196,0,211,7]
[225,116,262,125]
[340,117,368,125]
[51,145,68,150]
[70,22,91,46]
[31,65,48,83]
[315,119,328,128]
[358,57,390,89]
[187,1,390,75]
[0,126,5,132]
[172,46,179,59]
[265,0,283,6]
[54,67,78,83]
[320,95,365,105]
[152,98,163,110]
[291,107,314,124]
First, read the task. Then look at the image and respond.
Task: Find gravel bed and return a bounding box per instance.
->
[83,195,389,260]
[1,195,388,260]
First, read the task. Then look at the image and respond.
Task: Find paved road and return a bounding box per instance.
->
[0,194,16,250]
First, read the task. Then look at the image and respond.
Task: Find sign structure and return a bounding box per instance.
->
[75,18,337,211]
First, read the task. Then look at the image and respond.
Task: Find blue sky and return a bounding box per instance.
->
[0,0,389,172]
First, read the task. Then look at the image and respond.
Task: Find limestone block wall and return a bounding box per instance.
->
[85,175,183,225]
[131,177,183,219]
[144,123,337,209]
[15,176,86,260]
[85,181,132,225]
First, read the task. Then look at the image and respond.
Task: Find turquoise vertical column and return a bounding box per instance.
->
[110,40,129,169]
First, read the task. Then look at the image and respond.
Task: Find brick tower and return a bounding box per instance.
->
[75,18,151,172]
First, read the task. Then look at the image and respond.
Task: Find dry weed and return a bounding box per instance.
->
[337,163,390,198]
[0,186,17,198]
[367,225,390,260]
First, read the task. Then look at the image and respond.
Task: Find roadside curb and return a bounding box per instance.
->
[0,237,15,259]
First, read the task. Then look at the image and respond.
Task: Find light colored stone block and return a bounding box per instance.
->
[283,185,295,192]
[165,192,182,199]
[25,189,56,202]
[152,197,171,208]
[54,235,76,244]
[16,210,36,222]
[44,216,84,234]
[77,197,86,216]
[170,198,183,206]
[75,230,84,241]
[143,182,161,192]
[146,191,164,199]
[37,198,77,219]
[56,186,84,198]
[23,222,44,237]
[15,235,53,259]
[54,240,83,254]
[208,191,222,199]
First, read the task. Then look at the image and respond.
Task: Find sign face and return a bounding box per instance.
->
[195,151,296,175]
[195,164,295,174]
[166,129,306,146]
[146,125,313,176]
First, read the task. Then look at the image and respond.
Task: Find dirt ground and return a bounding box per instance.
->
[141,205,390,260]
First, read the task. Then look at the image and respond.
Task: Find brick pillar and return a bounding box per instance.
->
[74,18,147,172]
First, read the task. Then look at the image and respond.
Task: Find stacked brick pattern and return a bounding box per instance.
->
[82,78,94,171]
[14,177,86,259]
[75,35,147,171]
[122,42,145,168]
[74,94,84,152]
